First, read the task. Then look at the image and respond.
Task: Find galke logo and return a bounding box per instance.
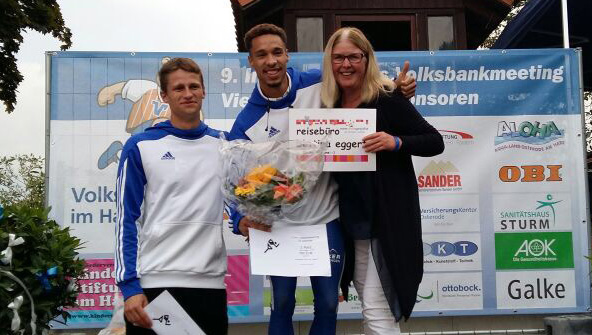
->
[507,278,566,300]
[161,152,175,160]
[417,161,461,189]
[498,165,562,182]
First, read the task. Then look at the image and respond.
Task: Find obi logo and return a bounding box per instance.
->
[514,239,555,257]
[507,277,566,300]
[329,249,341,263]
[424,241,478,256]
[498,165,562,182]
[417,161,462,189]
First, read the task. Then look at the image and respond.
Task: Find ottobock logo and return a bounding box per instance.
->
[416,290,434,303]
[498,165,562,182]
[499,194,562,230]
[438,130,474,145]
[417,160,462,191]
[161,151,175,160]
[494,120,564,152]
[268,126,281,138]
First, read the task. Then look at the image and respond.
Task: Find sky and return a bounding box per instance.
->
[0,0,237,157]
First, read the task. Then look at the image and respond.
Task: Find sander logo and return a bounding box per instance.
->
[418,161,462,192]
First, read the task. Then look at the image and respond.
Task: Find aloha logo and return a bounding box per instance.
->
[494,120,564,152]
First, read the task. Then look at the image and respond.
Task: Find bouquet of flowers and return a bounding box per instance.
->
[220,138,325,225]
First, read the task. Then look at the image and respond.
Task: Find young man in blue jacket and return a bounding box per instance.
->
[115,58,228,335]
[228,24,416,335]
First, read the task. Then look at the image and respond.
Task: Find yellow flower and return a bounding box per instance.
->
[235,184,256,196]
[245,164,278,184]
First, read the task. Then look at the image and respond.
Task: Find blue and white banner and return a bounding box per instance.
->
[47,48,588,328]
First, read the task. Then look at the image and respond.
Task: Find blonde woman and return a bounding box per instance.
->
[322,28,444,334]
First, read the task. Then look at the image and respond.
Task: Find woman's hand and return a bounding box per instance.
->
[363,132,401,152]
[394,61,416,98]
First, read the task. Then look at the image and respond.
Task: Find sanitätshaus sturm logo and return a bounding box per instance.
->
[494,232,574,269]
[417,160,462,191]
[498,194,563,230]
[494,120,564,152]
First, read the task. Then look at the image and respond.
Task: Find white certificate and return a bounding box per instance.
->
[249,225,331,277]
[145,290,206,335]
[289,108,376,171]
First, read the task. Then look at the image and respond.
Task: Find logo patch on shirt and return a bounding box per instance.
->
[161,152,175,160]
[268,126,281,138]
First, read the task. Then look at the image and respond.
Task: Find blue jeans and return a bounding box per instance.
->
[268,219,345,335]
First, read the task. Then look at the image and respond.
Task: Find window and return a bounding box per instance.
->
[428,16,455,50]
[296,17,324,52]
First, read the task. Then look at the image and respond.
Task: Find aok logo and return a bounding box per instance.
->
[423,241,478,256]
[514,239,555,257]
[507,278,566,300]
[417,161,462,189]
[499,165,562,182]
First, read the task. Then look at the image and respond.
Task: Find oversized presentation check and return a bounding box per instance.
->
[289,108,377,171]
[249,225,331,277]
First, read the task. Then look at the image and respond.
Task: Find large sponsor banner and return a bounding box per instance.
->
[47,49,588,328]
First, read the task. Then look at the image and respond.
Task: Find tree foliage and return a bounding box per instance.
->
[0,0,72,113]
[0,205,86,334]
[0,154,45,209]
[480,0,530,49]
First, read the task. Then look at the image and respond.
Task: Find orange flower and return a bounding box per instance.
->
[273,184,289,199]
[285,184,303,202]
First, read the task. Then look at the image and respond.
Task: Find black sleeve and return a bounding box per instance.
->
[380,92,444,157]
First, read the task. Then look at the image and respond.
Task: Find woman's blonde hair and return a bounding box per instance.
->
[320,27,394,108]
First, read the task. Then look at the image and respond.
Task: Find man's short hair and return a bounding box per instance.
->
[244,23,288,53]
[159,58,205,92]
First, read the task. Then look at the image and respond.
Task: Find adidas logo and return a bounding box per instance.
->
[268,126,281,138]
[161,152,175,160]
